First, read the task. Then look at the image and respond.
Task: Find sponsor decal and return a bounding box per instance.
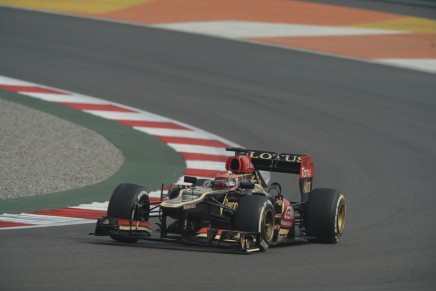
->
[301,168,312,178]
[223,198,238,210]
[300,155,314,178]
[202,180,212,187]
[279,154,302,163]
[248,151,274,160]
[183,204,196,210]
[284,206,294,220]
[280,203,295,229]
[302,181,312,193]
[248,151,302,163]
[274,196,283,206]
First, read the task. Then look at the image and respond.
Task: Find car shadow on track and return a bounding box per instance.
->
[87,239,252,255]
[83,236,309,255]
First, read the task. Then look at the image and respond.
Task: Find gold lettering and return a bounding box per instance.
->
[303,181,312,193]
[259,153,273,159]
[183,204,196,210]
[223,198,239,209]
[279,154,302,163]
[283,154,297,162]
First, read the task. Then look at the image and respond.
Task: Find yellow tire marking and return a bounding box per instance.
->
[0,0,153,14]
[349,16,436,34]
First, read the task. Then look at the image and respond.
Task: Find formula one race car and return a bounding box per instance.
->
[92,148,346,253]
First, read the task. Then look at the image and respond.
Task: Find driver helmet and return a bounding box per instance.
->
[212,171,238,190]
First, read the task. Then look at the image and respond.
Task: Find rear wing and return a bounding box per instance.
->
[226,148,314,202]
[226,148,313,177]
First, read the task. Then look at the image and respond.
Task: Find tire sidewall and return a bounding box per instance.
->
[305,188,346,243]
[258,201,274,250]
[234,195,275,251]
[107,183,148,220]
[333,193,346,242]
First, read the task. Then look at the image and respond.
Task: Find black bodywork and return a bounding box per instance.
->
[92,148,345,252]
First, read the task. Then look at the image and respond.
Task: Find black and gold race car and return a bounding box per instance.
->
[92,148,346,253]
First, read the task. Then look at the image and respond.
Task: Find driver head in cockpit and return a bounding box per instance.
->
[212,171,239,190]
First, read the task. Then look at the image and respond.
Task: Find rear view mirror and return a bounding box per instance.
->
[184,176,197,185]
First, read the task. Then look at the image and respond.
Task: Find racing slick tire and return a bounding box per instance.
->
[107,183,150,243]
[233,195,275,251]
[305,188,346,244]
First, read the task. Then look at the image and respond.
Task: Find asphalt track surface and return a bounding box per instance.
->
[1,6,436,291]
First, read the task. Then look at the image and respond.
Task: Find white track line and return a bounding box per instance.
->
[151,21,405,39]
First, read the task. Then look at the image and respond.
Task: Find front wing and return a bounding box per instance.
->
[91,216,263,253]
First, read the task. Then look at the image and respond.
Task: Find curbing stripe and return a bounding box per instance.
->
[0,75,240,229]
[167,143,234,155]
[0,221,34,227]
[184,169,223,178]
[56,102,137,112]
[133,127,206,139]
[20,92,109,103]
[34,208,106,219]
[0,85,66,94]
[155,136,228,147]
[180,152,229,162]
[0,213,92,225]
[115,120,189,130]
[185,161,226,171]
[84,111,169,122]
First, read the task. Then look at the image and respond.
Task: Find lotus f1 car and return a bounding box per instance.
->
[92,148,346,253]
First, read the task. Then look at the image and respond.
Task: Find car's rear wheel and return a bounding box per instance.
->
[305,188,346,243]
[233,195,275,251]
[107,183,150,243]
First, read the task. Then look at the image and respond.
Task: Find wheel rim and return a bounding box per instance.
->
[263,209,274,243]
[337,201,346,235]
[134,192,150,221]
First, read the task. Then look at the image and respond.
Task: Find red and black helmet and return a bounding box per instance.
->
[212,171,239,190]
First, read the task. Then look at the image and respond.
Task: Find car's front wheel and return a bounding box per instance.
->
[107,183,150,243]
[233,195,275,251]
